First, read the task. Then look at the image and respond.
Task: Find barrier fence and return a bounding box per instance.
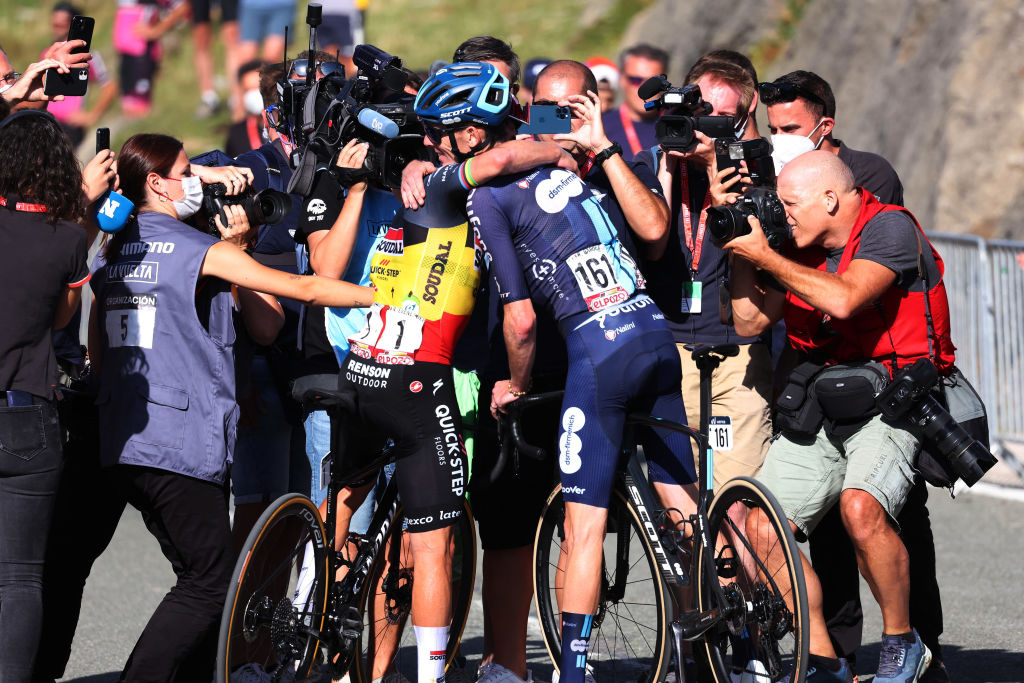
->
[930,233,1024,480]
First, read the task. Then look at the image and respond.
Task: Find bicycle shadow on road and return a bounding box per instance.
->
[857,642,1023,682]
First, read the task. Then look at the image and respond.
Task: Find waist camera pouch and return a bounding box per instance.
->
[815,361,890,436]
[775,360,825,437]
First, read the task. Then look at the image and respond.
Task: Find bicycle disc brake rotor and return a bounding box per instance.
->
[243,594,274,643]
[722,582,747,636]
[752,582,792,640]
[384,568,413,624]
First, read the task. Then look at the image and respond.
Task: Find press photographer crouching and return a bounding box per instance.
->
[87,133,372,679]
[724,150,993,683]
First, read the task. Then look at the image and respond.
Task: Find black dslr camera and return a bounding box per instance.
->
[274,4,428,195]
[639,76,734,152]
[876,358,997,486]
[201,183,292,237]
[705,138,790,250]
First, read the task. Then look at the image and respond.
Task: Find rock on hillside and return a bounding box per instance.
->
[624,0,1024,239]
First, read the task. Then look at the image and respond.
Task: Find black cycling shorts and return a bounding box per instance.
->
[190,0,238,24]
[337,356,466,533]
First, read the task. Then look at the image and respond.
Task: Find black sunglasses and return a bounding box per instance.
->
[758,80,825,108]
[288,59,342,79]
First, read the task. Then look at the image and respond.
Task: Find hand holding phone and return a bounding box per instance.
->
[96,127,110,154]
[44,15,93,98]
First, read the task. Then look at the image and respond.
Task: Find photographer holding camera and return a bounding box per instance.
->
[725,150,954,683]
[634,51,774,486]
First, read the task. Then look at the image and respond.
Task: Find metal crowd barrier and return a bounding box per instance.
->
[931,233,1024,480]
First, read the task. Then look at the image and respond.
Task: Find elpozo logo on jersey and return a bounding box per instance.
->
[536,169,583,213]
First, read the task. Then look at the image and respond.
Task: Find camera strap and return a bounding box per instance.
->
[914,227,938,363]
[0,195,47,213]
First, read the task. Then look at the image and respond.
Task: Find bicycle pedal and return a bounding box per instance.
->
[716,545,739,579]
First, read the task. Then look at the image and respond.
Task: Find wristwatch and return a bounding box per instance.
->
[592,141,623,166]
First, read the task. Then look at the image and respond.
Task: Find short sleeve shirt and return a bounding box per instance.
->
[0,204,89,397]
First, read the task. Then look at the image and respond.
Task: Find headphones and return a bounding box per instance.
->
[0,109,57,130]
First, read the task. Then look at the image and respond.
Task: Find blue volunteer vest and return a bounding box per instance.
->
[93,212,238,483]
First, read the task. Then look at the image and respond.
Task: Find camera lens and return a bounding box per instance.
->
[706,205,751,246]
[250,189,292,226]
[914,395,996,486]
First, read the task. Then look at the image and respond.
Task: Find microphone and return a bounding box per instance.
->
[356,108,399,138]
[637,75,669,101]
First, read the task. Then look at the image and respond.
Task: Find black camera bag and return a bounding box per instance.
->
[916,365,994,488]
[814,361,890,438]
[775,360,825,437]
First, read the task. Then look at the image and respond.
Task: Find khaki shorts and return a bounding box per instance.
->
[679,342,772,490]
[757,414,920,539]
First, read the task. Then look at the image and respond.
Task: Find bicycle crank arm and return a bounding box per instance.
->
[674,608,723,640]
[671,621,689,683]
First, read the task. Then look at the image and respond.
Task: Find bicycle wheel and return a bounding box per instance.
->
[534,484,672,683]
[349,499,477,683]
[696,476,809,683]
[217,493,330,683]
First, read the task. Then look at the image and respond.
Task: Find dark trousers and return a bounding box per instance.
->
[0,401,63,683]
[33,425,126,682]
[115,465,235,683]
[809,479,944,665]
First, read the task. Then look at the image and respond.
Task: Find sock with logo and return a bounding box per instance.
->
[807,653,842,673]
[559,611,594,683]
[414,624,449,683]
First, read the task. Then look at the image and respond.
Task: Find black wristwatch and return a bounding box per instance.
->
[592,141,623,166]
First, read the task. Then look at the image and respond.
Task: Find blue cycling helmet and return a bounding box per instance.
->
[414,61,512,128]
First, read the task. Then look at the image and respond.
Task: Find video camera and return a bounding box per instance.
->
[273,3,428,195]
[705,138,790,249]
[875,358,997,487]
[201,182,292,238]
[639,76,734,152]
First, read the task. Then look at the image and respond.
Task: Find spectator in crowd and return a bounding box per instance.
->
[224,58,265,156]
[113,0,190,117]
[318,0,365,75]
[237,0,295,65]
[452,35,521,95]
[189,0,240,119]
[601,43,668,159]
[727,150,948,683]
[518,56,550,104]
[88,132,370,680]
[761,70,946,682]
[1,40,93,115]
[585,55,618,113]
[635,51,773,488]
[0,109,93,683]
[46,2,119,147]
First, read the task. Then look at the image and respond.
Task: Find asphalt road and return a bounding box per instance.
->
[57,483,1024,683]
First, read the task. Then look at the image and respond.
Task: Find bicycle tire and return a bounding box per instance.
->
[696,476,809,683]
[350,499,477,683]
[534,484,672,683]
[217,493,330,683]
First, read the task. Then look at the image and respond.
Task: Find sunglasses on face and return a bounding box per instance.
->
[1,71,21,85]
[758,80,826,107]
[288,59,342,79]
[624,74,647,87]
[422,122,451,145]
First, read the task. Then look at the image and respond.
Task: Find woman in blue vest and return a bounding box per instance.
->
[89,133,371,681]
[0,110,93,683]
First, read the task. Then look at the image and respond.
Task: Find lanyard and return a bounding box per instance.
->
[0,195,47,213]
[579,150,596,179]
[246,116,262,151]
[618,105,643,156]
[678,163,711,273]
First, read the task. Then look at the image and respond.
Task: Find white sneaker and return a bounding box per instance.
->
[551,665,595,683]
[230,663,274,683]
[476,661,536,682]
[735,659,770,683]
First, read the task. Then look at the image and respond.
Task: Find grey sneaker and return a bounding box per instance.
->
[874,630,932,683]
[476,661,535,682]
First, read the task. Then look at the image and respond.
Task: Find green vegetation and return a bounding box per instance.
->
[749,0,813,72]
[0,0,651,155]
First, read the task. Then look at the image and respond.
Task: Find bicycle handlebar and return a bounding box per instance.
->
[480,390,564,489]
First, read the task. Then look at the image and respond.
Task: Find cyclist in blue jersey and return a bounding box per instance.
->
[458,129,700,683]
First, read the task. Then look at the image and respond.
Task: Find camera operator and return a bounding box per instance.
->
[88,132,370,680]
[725,150,953,683]
[601,43,669,160]
[634,50,773,487]
[760,69,947,682]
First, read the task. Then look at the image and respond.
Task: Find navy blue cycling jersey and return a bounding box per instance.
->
[467,166,647,332]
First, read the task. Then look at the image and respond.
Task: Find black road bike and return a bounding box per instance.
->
[503,345,810,683]
[216,375,476,683]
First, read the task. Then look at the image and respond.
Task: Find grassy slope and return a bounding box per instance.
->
[1,0,653,154]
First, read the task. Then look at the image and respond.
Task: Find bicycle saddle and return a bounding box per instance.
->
[687,344,740,362]
[290,373,356,412]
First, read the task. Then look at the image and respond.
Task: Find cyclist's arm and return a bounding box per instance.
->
[468,139,572,185]
[501,298,536,395]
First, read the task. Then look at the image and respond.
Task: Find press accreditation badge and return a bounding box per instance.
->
[709,416,734,451]
[681,281,702,314]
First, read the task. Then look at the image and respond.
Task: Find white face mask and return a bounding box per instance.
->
[172,176,203,220]
[771,118,826,174]
[243,88,265,117]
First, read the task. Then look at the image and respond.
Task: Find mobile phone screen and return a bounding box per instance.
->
[96,128,110,154]
[68,16,94,53]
